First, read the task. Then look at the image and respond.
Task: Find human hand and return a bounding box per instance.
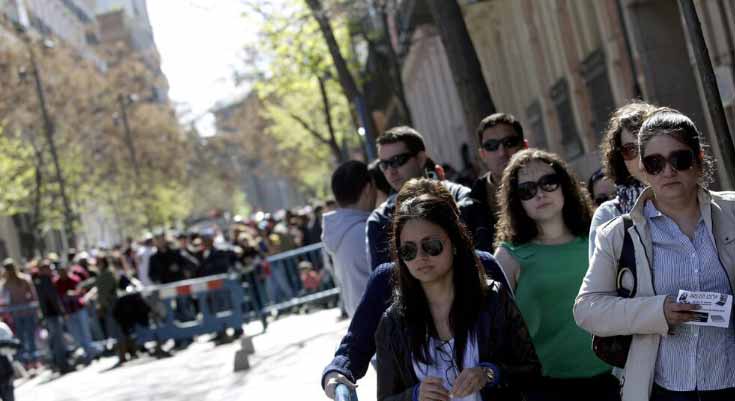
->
[418,377,450,401]
[323,372,356,400]
[664,296,700,326]
[450,367,488,398]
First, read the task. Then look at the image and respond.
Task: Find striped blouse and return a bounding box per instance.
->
[644,201,735,391]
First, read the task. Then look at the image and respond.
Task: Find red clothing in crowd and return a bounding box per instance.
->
[54,273,84,314]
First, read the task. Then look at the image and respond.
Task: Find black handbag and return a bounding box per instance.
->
[591,215,637,368]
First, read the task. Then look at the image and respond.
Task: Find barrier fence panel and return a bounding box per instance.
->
[335,383,358,401]
[133,274,251,344]
[263,243,341,314]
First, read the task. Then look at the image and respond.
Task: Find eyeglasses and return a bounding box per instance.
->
[481,135,523,152]
[642,149,695,176]
[620,143,638,161]
[398,238,444,262]
[435,340,458,387]
[378,152,416,171]
[594,194,613,206]
[517,173,561,201]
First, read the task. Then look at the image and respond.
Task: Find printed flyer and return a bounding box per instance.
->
[676,290,733,328]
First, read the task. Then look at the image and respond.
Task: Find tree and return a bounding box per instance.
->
[424,0,496,146]
[305,0,379,158]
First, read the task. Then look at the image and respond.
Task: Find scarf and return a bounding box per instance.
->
[615,180,646,214]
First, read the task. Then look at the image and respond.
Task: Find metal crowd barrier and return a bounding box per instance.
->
[264,243,341,315]
[335,383,358,401]
[133,273,257,344]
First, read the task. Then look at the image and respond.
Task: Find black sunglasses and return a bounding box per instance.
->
[481,135,523,152]
[620,143,638,161]
[399,238,444,262]
[378,152,416,171]
[642,149,695,176]
[517,173,561,201]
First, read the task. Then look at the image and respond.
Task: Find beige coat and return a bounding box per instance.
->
[574,187,735,401]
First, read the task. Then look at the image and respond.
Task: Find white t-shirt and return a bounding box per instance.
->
[412,336,481,401]
[136,246,156,287]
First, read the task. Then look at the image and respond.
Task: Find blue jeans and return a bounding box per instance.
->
[266,267,294,303]
[13,315,36,363]
[65,309,101,360]
[44,316,68,370]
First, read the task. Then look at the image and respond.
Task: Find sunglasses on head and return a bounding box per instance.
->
[481,135,523,152]
[399,238,444,262]
[620,143,638,161]
[642,149,695,176]
[517,173,561,201]
[378,152,416,171]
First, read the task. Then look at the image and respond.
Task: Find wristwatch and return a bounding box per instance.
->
[481,365,495,385]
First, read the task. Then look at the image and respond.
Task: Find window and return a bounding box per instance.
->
[550,78,584,160]
[526,100,547,150]
[582,49,616,141]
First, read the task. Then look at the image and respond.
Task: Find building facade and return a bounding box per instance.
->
[459,0,735,185]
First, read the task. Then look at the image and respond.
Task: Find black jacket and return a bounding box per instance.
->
[375,281,541,401]
[462,173,497,252]
[149,247,186,284]
[197,248,238,277]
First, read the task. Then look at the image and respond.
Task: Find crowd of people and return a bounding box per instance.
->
[1,102,733,401]
[0,205,336,382]
[319,105,735,401]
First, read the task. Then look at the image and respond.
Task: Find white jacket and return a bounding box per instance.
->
[574,187,735,401]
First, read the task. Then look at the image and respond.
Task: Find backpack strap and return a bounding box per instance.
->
[616,215,637,298]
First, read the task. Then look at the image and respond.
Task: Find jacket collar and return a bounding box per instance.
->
[628,186,713,228]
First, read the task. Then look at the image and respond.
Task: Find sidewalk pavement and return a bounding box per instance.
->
[16,308,376,401]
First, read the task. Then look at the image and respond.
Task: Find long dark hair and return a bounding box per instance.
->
[600,101,657,185]
[391,179,487,370]
[495,149,593,246]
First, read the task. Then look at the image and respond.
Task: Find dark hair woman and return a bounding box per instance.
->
[375,178,540,401]
[575,108,735,401]
[589,101,657,257]
[493,149,619,401]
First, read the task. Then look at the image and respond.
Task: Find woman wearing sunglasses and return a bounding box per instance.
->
[575,108,735,401]
[589,102,657,258]
[375,178,541,401]
[493,149,619,400]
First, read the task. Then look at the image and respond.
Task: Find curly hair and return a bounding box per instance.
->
[494,149,593,247]
[638,108,715,188]
[600,101,658,185]
[391,178,487,371]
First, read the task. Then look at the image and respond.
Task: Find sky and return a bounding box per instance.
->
[147,1,257,136]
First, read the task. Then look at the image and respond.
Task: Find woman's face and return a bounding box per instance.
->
[399,218,454,284]
[621,129,646,182]
[518,160,565,223]
[640,135,700,202]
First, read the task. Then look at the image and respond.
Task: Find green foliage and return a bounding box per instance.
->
[241,0,366,195]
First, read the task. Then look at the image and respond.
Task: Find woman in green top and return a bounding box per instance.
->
[493,149,618,401]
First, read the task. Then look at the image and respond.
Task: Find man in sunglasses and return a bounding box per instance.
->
[464,113,527,251]
[366,126,472,270]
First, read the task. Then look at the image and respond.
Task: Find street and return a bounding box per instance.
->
[17,309,376,401]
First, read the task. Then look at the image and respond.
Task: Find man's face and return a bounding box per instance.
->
[479,124,524,179]
[377,142,426,191]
